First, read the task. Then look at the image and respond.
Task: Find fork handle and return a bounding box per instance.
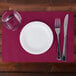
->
[57,35,61,60]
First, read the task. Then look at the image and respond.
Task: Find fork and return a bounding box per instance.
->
[55,18,61,60]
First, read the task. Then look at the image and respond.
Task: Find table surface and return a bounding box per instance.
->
[0,0,76,74]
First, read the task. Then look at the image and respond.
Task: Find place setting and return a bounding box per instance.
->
[2,11,74,62]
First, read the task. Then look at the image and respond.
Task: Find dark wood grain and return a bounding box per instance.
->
[0,3,76,12]
[0,73,76,76]
[0,73,44,76]
[0,0,7,2]
[0,58,76,72]
[0,3,49,12]
[51,0,76,4]
[0,60,51,72]
[7,0,50,4]
[6,0,76,5]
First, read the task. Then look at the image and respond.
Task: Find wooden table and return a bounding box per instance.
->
[0,0,76,75]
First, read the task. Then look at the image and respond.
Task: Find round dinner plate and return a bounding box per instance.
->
[20,21,53,55]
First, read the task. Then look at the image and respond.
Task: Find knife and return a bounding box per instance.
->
[62,14,69,62]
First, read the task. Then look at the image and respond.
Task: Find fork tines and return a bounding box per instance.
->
[55,18,60,28]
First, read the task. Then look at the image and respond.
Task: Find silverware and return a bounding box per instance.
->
[55,18,61,60]
[62,14,69,62]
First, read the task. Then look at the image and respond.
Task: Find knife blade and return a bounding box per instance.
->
[64,14,69,37]
[62,14,69,62]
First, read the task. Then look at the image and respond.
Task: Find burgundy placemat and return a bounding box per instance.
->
[2,11,74,63]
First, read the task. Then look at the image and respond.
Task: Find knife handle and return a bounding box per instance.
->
[62,36,67,62]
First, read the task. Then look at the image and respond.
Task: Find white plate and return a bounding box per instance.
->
[20,21,53,55]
